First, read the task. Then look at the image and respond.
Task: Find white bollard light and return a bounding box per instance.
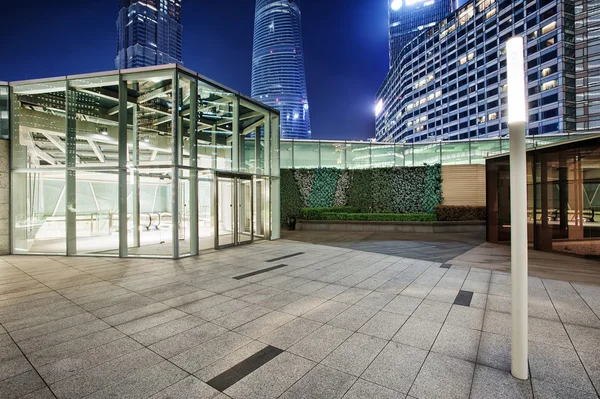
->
[507,36,529,381]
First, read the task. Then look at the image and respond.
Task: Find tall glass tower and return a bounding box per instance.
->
[252,0,311,139]
[115,0,183,69]
[388,0,455,68]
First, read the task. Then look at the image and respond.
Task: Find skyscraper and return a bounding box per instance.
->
[388,0,455,68]
[115,0,183,69]
[252,0,311,139]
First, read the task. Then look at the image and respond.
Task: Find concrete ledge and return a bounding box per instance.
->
[296,220,486,234]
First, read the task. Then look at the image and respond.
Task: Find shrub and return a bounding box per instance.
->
[280,169,304,225]
[301,206,360,220]
[347,169,373,212]
[422,164,443,213]
[307,168,341,208]
[435,205,487,221]
[320,213,437,222]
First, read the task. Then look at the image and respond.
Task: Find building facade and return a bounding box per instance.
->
[376,0,581,144]
[252,0,312,139]
[388,0,456,68]
[7,65,281,259]
[115,0,183,69]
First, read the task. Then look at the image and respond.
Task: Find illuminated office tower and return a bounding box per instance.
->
[252,0,311,139]
[388,0,455,68]
[115,0,183,69]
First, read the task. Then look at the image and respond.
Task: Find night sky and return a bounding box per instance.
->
[0,0,468,140]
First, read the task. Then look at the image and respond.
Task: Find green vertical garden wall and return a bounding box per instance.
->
[280,165,443,225]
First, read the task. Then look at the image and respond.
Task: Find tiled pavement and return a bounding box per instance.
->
[0,240,599,399]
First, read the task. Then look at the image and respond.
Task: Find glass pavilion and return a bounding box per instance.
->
[9,65,281,258]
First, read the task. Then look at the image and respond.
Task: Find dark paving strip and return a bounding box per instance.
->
[440,263,452,269]
[207,345,284,391]
[454,290,474,307]
[265,252,304,263]
[233,264,288,280]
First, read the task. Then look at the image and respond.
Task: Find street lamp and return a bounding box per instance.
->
[507,36,528,381]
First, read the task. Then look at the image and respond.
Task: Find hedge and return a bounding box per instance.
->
[435,205,486,221]
[319,213,437,222]
[301,206,360,220]
[280,169,304,224]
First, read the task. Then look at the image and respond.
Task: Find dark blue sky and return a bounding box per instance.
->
[1,0,393,140]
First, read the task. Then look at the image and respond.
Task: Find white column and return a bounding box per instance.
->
[507,36,529,381]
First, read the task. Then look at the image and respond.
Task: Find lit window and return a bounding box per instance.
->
[488,113,498,121]
[486,8,496,19]
[428,93,435,101]
[459,56,467,65]
[500,85,508,92]
[458,4,474,26]
[468,52,474,61]
[407,103,414,111]
[542,67,552,77]
[419,98,426,105]
[541,21,556,35]
[478,116,486,123]
[541,80,558,91]
[435,90,442,98]
[427,75,434,82]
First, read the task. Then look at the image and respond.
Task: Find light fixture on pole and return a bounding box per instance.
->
[507,35,529,381]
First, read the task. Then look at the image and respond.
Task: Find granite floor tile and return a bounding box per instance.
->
[431,323,481,362]
[322,332,387,377]
[343,378,405,399]
[303,300,351,323]
[332,288,372,305]
[382,295,423,316]
[476,332,511,372]
[0,355,32,382]
[212,305,271,330]
[564,324,600,354]
[288,324,353,363]
[445,305,484,331]
[130,314,205,346]
[0,370,46,399]
[358,311,408,340]
[278,296,327,316]
[150,375,222,399]
[577,351,600,394]
[234,311,296,339]
[280,364,356,399]
[149,323,228,359]
[327,305,378,331]
[362,341,427,394]
[258,317,322,349]
[194,341,269,383]
[224,352,316,399]
[532,377,599,399]
[392,316,442,351]
[409,352,475,399]
[471,365,533,399]
[412,300,451,323]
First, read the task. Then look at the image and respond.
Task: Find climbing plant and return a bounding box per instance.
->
[307,168,341,208]
[280,169,304,225]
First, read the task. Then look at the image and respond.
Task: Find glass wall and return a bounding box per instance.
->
[10,66,280,258]
[0,85,8,139]
[487,136,600,259]
[279,134,596,169]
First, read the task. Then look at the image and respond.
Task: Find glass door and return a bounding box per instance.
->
[217,176,235,247]
[238,177,253,244]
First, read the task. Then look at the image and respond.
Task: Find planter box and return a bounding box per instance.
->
[297,220,486,234]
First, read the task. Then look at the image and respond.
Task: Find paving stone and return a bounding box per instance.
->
[212,304,271,330]
[471,364,533,399]
[0,370,46,399]
[131,314,205,346]
[49,348,164,399]
[482,310,511,336]
[355,291,396,310]
[477,332,511,372]
[412,300,451,323]
[322,332,387,376]
[358,311,408,340]
[258,317,322,349]
[529,317,572,348]
[170,331,253,373]
[342,378,405,399]
[257,291,306,310]
[288,324,353,363]
[564,324,600,354]
[401,284,433,299]
[578,350,600,393]
[409,352,475,399]
[234,311,296,339]
[327,305,378,331]
[280,364,356,399]
[362,341,427,393]
[150,375,222,399]
[392,316,442,351]
[149,323,228,359]
[9,312,98,343]
[311,284,349,300]
[529,341,597,396]
[224,352,316,399]
[177,295,232,314]
[461,279,489,294]
[195,341,268,383]
[532,378,599,399]
[332,288,372,304]
[302,300,351,323]
[38,337,143,384]
[84,360,187,399]
[445,305,484,330]
[0,355,32,382]
[432,323,481,362]
[426,287,460,304]
[382,295,422,316]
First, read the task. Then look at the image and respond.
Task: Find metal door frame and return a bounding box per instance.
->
[214,172,254,249]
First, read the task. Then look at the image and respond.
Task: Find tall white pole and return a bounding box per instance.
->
[507,36,529,380]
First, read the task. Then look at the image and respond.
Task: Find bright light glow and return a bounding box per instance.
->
[375,99,384,117]
[293,113,299,119]
[507,37,527,124]
[405,0,429,5]
[391,0,402,10]
[100,129,108,136]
